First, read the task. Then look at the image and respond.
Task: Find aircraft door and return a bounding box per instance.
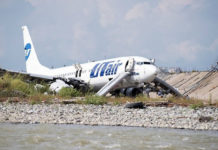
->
[125,58,134,72]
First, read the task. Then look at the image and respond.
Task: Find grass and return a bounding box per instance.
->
[29,94,54,104]
[0,74,31,96]
[167,96,205,107]
[189,103,204,109]
[10,78,31,94]
[0,73,41,95]
[84,95,106,105]
[0,73,12,90]
[0,73,88,104]
[105,95,214,108]
[105,95,168,105]
[0,74,56,103]
[58,87,83,98]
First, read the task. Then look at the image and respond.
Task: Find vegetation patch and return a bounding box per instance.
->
[167,96,204,107]
[0,74,54,103]
[0,73,12,90]
[0,73,85,103]
[189,103,204,109]
[84,95,106,105]
[0,90,26,98]
[58,87,83,98]
[10,79,31,94]
[29,94,54,104]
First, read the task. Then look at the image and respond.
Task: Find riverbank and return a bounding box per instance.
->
[0,103,217,130]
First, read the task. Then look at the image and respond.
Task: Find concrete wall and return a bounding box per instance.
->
[162,72,218,103]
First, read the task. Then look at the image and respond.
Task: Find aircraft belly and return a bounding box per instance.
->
[89,77,109,91]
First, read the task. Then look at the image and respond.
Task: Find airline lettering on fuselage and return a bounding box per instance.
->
[90,61,122,78]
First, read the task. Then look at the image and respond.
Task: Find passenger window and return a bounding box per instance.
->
[144,62,151,64]
[75,70,78,77]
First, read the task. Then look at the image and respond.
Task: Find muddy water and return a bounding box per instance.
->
[0,124,217,150]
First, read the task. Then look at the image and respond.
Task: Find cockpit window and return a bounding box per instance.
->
[136,61,151,65]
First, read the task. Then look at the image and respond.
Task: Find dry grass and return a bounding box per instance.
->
[28,94,54,104]
[105,95,167,105]
[105,95,217,108]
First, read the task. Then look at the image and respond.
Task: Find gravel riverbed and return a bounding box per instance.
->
[0,103,217,130]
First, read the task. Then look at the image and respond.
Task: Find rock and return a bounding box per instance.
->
[199,116,214,122]
[145,101,170,107]
[124,102,144,109]
[0,103,217,130]
[62,100,77,104]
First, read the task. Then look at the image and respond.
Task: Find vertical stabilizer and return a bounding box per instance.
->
[22,26,50,75]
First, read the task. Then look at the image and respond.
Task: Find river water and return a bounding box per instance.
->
[0,124,217,150]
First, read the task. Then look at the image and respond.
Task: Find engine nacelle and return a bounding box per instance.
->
[111,87,143,97]
[125,87,143,97]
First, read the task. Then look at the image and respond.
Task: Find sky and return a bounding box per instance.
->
[0,0,217,71]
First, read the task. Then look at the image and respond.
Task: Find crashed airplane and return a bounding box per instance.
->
[21,26,182,97]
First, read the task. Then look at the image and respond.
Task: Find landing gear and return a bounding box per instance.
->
[111,87,143,97]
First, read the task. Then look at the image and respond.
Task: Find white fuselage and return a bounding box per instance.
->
[47,56,158,91]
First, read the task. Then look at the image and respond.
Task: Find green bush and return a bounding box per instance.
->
[84,95,106,105]
[58,87,82,98]
[0,74,12,90]
[0,74,31,97]
[0,90,26,97]
[190,103,204,109]
[10,79,31,94]
[0,74,52,97]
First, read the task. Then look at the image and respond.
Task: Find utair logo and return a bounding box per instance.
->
[24,43,31,61]
[90,60,122,78]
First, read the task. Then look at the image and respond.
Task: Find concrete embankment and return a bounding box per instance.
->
[0,103,217,130]
[158,72,218,102]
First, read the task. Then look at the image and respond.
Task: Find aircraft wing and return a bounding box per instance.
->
[27,73,87,89]
[96,72,130,96]
[28,73,54,81]
[0,68,86,89]
[0,68,54,82]
[153,77,183,97]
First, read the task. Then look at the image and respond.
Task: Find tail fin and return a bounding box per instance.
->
[22,26,50,75]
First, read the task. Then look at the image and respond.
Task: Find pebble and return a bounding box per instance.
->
[0,103,217,130]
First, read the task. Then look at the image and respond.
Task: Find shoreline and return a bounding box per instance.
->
[0,103,217,130]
